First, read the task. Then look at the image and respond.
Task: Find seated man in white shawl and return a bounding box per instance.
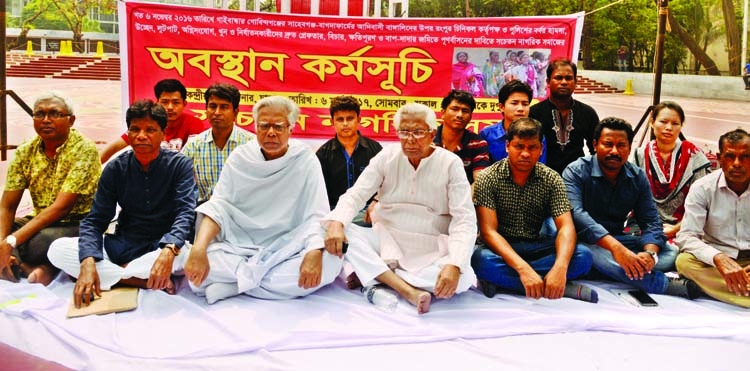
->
[324,103,477,314]
[184,96,342,304]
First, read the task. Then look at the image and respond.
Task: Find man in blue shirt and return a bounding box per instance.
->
[49,100,196,308]
[480,80,545,163]
[563,117,698,298]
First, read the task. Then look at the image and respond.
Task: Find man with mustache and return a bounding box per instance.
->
[529,58,599,174]
[433,89,490,183]
[676,129,750,307]
[181,83,255,204]
[563,117,699,299]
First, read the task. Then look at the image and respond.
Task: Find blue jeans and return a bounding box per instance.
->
[584,235,678,294]
[471,238,593,294]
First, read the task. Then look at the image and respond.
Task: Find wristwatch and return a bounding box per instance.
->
[166,244,180,256]
[645,250,659,266]
[5,235,16,248]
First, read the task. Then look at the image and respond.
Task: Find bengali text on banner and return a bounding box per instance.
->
[121,1,584,140]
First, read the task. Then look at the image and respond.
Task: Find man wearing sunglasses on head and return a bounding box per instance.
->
[0,92,101,286]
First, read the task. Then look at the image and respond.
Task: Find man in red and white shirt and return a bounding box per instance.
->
[100,79,208,163]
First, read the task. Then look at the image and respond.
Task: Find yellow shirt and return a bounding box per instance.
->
[5,129,101,222]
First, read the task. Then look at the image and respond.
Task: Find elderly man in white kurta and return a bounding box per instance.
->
[184,96,342,304]
[324,102,477,314]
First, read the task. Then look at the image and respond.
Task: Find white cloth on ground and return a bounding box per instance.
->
[193,139,341,300]
[47,237,188,290]
[324,145,477,283]
[3,276,750,370]
[345,224,475,293]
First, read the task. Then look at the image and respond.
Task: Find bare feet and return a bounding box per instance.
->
[26,264,58,286]
[346,272,363,290]
[407,290,431,315]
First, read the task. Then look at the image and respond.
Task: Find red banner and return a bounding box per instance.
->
[121,1,584,140]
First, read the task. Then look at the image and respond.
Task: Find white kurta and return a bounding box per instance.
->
[325,145,477,292]
[192,140,341,302]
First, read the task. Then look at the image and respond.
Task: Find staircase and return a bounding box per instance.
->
[6,55,121,81]
[575,75,623,94]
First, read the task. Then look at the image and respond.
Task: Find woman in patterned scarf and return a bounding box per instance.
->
[632,101,711,239]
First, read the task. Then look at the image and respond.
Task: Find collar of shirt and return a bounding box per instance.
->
[129,147,165,174]
[206,126,243,144]
[717,171,750,197]
[34,129,76,157]
[591,155,637,182]
[332,131,370,151]
[497,158,541,182]
[434,125,470,152]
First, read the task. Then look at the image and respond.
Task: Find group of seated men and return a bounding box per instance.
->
[1,58,748,315]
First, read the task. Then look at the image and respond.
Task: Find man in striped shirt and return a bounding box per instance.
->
[182,83,255,204]
[433,89,490,183]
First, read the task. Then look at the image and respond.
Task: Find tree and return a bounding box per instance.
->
[719,0,741,74]
[6,0,51,50]
[49,0,116,52]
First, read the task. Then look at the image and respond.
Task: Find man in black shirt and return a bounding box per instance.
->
[529,58,600,174]
[316,96,382,225]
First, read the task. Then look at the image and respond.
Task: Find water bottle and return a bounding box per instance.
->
[361,286,398,312]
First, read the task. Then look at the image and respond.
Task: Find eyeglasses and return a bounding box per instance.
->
[397,129,430,139]
[32,111,71,120]
[256,122,290,133]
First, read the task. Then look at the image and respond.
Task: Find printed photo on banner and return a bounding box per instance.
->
[452,48,551,99]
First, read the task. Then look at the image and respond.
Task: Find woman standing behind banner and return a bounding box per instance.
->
[632,101,711,239]
[451,51,484,97]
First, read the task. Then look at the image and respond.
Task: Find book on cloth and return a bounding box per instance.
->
[66,287,139,318]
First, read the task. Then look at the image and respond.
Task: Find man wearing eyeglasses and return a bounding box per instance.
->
[433,89,490,183]
[184,96,342,304]
[529,58,599,174]
[181,83,255,204]
[324,103,477,314]
[0,92,101,286]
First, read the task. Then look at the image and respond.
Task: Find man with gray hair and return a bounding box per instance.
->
[184,96,342,304]
[0,92,101,286]
[324,103,477,314]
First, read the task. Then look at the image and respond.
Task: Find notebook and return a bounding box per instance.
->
[66,287,139,318]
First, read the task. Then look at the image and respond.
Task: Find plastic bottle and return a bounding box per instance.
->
[361,286,398,312]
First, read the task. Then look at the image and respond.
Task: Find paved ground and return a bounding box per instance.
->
[2,76,749,183]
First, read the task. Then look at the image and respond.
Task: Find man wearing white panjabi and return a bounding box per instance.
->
[184,96,342,304]
[324,103,477,315]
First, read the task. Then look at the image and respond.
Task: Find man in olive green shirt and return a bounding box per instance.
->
[0,92,101,285]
